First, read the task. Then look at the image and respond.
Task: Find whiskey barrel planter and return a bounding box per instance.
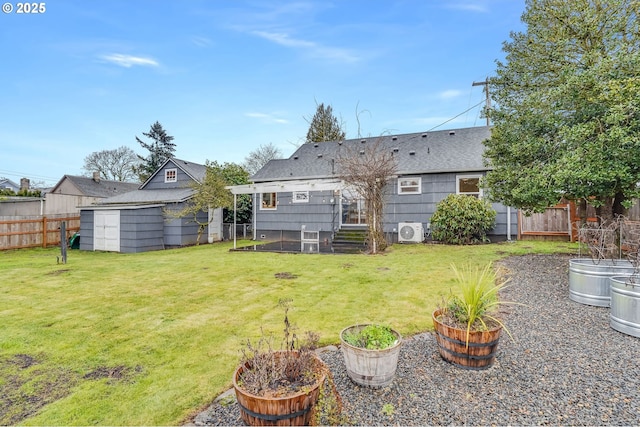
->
[569,258,634,307]
[609,276,640,338]
[232,351,326,426]
[432,309,502,370]
[339,324,402,388]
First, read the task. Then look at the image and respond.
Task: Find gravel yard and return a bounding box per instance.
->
[191,253,640,426]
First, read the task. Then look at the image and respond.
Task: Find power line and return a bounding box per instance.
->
[427,98,486,132]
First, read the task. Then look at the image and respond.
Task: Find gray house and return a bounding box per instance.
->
[229,126,517,246]
[79,158,222,253]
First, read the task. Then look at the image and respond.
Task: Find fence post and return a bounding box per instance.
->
[60,221,67,264]
[42,216,48,248]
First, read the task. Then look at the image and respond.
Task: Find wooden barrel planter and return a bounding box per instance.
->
[339,324,402,388]
[232,352,326,426]
[569,258,634,307]
[610,276,640,338]
[432,309,502,370]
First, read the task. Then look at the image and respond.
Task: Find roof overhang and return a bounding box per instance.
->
[227,178,344,195]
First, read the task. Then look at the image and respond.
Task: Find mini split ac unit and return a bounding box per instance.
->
[398,222,424,243]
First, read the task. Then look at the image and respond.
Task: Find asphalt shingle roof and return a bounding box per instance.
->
[251,126,491,182]
[60,175,140,197]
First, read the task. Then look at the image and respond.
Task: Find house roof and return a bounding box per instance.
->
[0,178,20,190]
[49,175,140,197]
[251,126,492,182]
[96,188,195,205]
[140,158,207,189]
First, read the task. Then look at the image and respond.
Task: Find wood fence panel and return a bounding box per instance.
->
[0,215,80,250]
[518,204,571,241]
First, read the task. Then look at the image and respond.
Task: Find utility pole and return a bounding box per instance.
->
[472,77,491,126]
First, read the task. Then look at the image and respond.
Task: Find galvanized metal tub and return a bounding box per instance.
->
[609,276,640,338]
[340,324,402,388]
[568,258,634,307]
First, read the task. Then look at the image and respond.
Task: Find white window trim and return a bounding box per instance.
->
[456,174,483,198]
[398,176,422,195]
[260,192,277,210]
[164,168,177,183]
[292,191,309,203]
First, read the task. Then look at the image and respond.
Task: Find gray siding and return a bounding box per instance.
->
[79,209,94,250]
[164,203,208,247]
[144,165,192,190]
[253,172,518,242]
[119,207,164,253]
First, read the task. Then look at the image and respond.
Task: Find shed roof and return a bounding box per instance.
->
[96,188,194,205]
[251,126,491,182]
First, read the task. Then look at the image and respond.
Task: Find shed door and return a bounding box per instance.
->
[94,210,120,252]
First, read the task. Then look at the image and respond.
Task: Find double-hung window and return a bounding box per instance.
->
[398,176,421,194]
[261,192,277,209]
[457,174,483,198]
[165,169,177,183]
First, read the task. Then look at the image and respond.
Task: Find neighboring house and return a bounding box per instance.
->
[78,159,222,253]
[0,177,21,193]
[45,173,140,214]
[229,126,517,244]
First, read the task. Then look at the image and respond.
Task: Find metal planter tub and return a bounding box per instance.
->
[568,258,635,307]
[609,276,640,338]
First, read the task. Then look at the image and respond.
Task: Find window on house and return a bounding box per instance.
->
[292,191,309,203]
[398,176,421,194]
[261,192,277,209]
[165,169,177,183]
[457,174,483,198]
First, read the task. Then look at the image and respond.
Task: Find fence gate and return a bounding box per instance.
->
[518,204,571,241]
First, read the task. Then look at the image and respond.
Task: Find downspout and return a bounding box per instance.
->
[507,206,512,241]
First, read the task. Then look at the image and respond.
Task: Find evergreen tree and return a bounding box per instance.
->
[135,121,176,182]
[304,103,346,143]
[484,0,640,222]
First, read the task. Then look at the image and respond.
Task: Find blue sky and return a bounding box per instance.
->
[1,0,525,186]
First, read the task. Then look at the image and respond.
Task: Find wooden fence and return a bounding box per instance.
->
[0,215,80,250]
[519,200,640,241]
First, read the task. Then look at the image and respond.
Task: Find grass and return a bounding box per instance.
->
[0,240,576,425]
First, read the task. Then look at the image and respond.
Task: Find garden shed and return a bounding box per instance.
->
[78,158,222,253]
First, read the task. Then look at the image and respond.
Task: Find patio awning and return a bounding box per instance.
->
[226,178,344,195]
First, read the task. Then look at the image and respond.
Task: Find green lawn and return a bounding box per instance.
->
[0,240,576,425]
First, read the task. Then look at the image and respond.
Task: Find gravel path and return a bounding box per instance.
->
[191,254,640,426]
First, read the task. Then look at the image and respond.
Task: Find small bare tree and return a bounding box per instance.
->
[166,161,234,244]
[336,138,397,254]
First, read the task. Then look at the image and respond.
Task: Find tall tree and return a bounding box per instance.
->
[82,146,140,182]
[304,103,346,143]
[134,121,176,182]
[243,143,282,176]
[337,138,397,253]
[484,0,640,222]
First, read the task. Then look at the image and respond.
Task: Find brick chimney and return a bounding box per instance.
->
[20,178,30,191]
[93,172,101,182]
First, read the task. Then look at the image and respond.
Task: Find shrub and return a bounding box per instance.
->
[430,194,496,244]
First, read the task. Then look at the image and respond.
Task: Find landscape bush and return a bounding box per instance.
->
[430,194,496,244]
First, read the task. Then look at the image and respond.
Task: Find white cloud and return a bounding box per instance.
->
[251,30,361,63]
[445,2,488,13]
[100,54,159,68]
[245,112,288,124]
[438,90,463,100]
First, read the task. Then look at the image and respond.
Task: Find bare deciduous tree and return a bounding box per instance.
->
[337,138,397,253]
[82,146,140,182]
[243,143,282,176]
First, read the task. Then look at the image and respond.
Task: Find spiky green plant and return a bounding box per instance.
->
[447,262,516,347]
